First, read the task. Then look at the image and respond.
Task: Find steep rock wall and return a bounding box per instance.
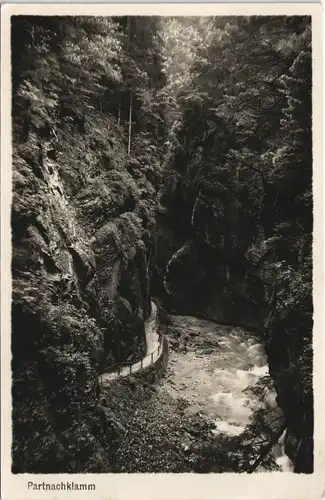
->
[156,147,312,472]
[155,177,266,330]
[12,122,157,473]
[11,18,159,472]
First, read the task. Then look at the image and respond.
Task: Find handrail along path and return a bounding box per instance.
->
[98,301,163,385]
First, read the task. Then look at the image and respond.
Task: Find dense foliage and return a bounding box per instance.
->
[159,15,313,472]
[11,15,313,473]
[11,15,167,472]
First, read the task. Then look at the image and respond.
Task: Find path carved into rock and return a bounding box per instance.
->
[99,302,162,384]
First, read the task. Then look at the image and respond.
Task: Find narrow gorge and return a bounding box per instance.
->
[11,15,313,474]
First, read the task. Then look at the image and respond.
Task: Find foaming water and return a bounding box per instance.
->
[216,421,245,436]
[275,430,294,470]
[165,315,294,472]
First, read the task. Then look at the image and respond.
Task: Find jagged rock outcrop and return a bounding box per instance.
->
[155,197,265,329]
[12,120,157,472]
[11,16,161,473]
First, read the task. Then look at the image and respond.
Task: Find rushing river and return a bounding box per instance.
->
[164,315,293,472]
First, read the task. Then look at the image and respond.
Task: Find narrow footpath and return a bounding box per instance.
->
[99,302,161,384]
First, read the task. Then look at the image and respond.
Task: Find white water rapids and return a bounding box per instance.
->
[164,315,294,472]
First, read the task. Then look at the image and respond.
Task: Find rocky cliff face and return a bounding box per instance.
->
[12,120,157,473]
[11,17,160,472]
[156,116,313,472]
[11,15,312,475]
[154,168,267,330]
